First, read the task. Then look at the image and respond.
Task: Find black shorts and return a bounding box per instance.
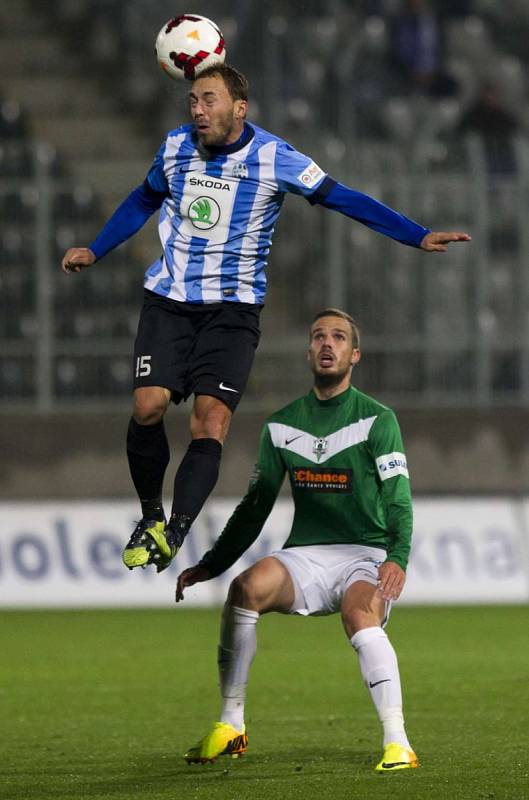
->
[133,290,262,411]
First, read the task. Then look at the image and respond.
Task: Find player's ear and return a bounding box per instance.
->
[234,99,248,119]
[351,348,361,366]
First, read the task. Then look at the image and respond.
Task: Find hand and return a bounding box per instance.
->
[61,247,96,274]
[420,231,471,252]
[175,564,211,603]
[376,560,406,601]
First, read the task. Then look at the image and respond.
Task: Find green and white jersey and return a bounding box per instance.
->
[200,386,413,577]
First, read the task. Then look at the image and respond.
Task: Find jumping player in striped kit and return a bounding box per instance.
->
[61,64,470,574]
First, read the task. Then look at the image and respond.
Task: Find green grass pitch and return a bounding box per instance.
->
[1,606,528,800]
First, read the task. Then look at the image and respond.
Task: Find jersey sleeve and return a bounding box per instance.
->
[314,180,430,248]
[89,181,166,260]
[367,409,413,570]
[274,140,328,198]
[199,423,286,577]
[145,140,170,195]
[88,140,169,261]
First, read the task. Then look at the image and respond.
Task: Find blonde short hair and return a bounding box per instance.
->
[311,308,360,348]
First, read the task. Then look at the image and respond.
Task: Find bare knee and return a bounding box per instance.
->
[341,581,386,639]
[227,558,295,614]
[132,388,170,425]
[228,571,261,610]
[343,608,380,639]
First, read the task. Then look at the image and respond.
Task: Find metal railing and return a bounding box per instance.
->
[1,137,527,411]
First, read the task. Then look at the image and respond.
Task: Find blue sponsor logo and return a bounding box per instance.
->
[379,457,407,472]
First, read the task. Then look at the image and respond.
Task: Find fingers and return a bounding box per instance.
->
[378,576,402,601]
[175,572,189,603]
[61,249,78,273]
[61,248,95,274]
[436,232,472,243]
[377,563,406,601]
[61,256,78,274]
[175,565,210,603]
[175,568,197,603]
[175,579,184,603]
[421,231,472,252]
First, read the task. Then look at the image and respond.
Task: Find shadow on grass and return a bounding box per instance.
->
[3,740,421,800]
[100,747,385,795]
[3,745,386,800]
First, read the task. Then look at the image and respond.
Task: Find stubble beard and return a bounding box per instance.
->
[196,112,234,149]
[313,366,350,391]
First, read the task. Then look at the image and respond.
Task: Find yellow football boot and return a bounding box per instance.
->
[375,742,419,772]
[184,722,248,764]
[122,519,166,570]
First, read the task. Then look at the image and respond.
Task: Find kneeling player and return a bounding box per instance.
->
[176,308,418,772]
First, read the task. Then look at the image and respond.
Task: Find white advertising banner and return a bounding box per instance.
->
[406,499,529,603]
[0,500,293,608]
[0,498,528,607]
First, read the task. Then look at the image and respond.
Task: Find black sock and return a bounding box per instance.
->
[170,438,222,530]
[126,417,170,521]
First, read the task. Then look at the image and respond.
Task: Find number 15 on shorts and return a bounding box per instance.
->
[135,355,152,377]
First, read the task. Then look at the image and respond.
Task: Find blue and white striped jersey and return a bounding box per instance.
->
[143,122,326,304]
[89,122,430,300]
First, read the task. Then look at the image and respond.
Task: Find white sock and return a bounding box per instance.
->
[350,626,411,749]
[217,604,259,732]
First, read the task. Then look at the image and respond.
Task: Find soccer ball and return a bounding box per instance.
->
[155,14,226,81]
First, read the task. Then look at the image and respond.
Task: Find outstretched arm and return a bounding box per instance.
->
[61,180,168,273]
[311,179,471,251]
[89,180,167,261]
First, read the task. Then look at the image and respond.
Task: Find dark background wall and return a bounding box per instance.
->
[3,406,528,499]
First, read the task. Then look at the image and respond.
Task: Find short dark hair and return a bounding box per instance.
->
[193,63,249,102]
[311,308,360,348]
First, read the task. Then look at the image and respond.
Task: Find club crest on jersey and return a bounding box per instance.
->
[312,437,328,461]
[232,162,248,179]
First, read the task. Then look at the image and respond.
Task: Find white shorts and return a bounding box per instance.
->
[271,543,391,623]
